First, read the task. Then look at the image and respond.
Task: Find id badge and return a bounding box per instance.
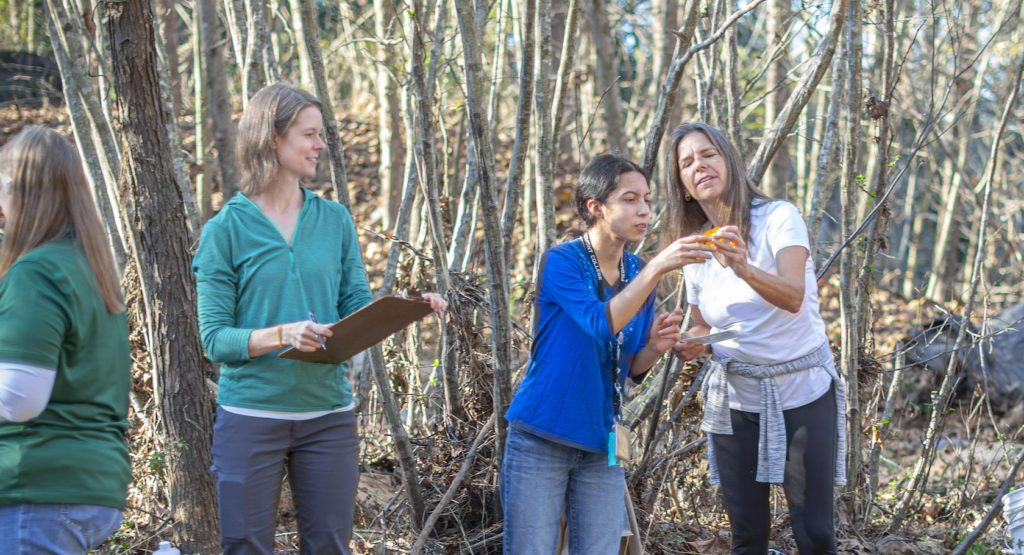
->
[608,423,631,466]
[614,422,632,462]
[608,430,619,467]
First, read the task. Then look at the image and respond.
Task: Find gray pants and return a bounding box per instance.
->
[211,407,360,555]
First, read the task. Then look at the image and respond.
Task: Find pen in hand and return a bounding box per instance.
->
[308,311,328,350]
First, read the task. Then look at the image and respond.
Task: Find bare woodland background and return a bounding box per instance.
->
[2,0,1024,552]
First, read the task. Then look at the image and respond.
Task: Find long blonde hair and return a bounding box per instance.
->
[0,126,124,313]
[236,83,323,196]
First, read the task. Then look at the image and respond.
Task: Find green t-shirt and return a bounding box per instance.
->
[0,238,131,509]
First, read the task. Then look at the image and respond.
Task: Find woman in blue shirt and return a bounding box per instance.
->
[501,154,714,553]
[193,83,444,554]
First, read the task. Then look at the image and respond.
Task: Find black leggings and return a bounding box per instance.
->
[711,386,837,555]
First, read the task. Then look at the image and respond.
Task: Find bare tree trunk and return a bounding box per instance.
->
[241,0,268,100]
[808,47,844,264]
[151,10,202,240]
[25,0,36,48]
[103,1,219,550]
[746,0,845,187]
[224,0,246,83]
[582,0,628,155]
[43,0,128,269]
[409,0,455,422]
[551,0,580,149]
[380,87,422,298]
[762,0,792,197]
[898,171,922,298]
[193,5,212,221]
[534,0,557,253]
[925,15,989,302]
[692,5,718,124]
[723,0,743,158]
[651,0,677,99]
[454,0,515,459]
[866,348,903,520]
[373,0,404,229]
[197,0,241,202]
[851,0,894,519]
[288,0,313,87]
[262,0,281,84]
[837,0,863,500]
[296,0,351,205]
[486,0,509,129]
[500,0,535,268]
[158,0,182,115]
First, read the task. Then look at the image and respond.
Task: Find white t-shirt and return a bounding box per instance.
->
[684,200,831,411]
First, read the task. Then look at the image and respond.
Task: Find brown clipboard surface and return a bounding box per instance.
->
[278,296,433,364]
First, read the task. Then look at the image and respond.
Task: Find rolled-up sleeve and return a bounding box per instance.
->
[193,222,253,363]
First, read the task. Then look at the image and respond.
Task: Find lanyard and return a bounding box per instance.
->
[581,232,628,418]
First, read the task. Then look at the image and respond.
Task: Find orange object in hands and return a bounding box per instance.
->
[697,226,722,245]
[698,226,736,246]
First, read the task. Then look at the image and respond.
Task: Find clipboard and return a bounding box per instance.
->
[278,295,434,364]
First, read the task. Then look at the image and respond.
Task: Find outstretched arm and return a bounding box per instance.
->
[607,237,712,334]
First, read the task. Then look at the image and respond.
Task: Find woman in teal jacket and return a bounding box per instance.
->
[193,83,443,554]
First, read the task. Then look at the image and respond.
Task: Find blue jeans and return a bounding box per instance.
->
[0,503,123,554]
[500,427,626,554]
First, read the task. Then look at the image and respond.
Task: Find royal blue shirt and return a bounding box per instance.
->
[505,238,656,453]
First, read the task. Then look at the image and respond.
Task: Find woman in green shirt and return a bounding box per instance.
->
[0,126,131,553]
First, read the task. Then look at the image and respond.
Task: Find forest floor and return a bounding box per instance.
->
[3,103,1024,554]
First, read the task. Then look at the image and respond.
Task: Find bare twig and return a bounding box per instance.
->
[411,414,496,555]
[889,29,1024,532]
[951,446,1024,555]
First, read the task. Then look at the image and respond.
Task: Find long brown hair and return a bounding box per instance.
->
[664,122,769,244]
[0,126,124,313]
[236,83,323,196]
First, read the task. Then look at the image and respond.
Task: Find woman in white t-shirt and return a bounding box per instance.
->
[667,122,846,555]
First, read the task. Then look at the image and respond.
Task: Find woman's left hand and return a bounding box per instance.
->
[423,292,448,314]
[708,225,751,278]
[648,308,684,353]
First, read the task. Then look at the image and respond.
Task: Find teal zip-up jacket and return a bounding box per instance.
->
[192,188,373,411]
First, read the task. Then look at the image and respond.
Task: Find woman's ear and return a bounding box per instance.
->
[585,198,603,221]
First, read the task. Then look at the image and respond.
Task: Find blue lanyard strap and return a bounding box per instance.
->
[581,233,628,418]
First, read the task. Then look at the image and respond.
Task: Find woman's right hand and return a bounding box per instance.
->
[648,236,714,276]
[672,330,711,361]
[249,319,336,357]
[281,320,334,352]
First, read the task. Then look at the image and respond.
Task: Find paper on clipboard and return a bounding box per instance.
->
[278,296,433,364]
[683,329,739,345]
